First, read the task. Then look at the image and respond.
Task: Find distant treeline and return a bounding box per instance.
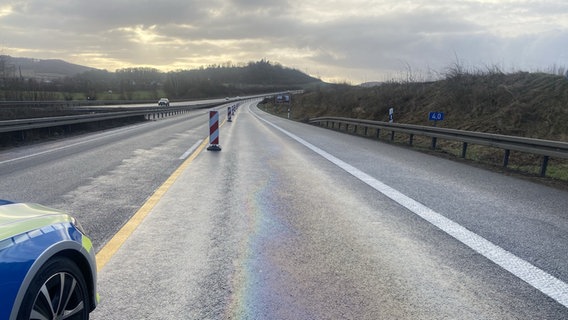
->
[0,60,321,101]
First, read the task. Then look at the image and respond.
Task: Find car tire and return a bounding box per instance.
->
[17,256,90,320]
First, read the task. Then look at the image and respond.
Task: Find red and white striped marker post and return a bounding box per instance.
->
[227,106,232,122]
[207,111,222,151]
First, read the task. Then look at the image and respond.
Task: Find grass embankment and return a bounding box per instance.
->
[262,71,568,186]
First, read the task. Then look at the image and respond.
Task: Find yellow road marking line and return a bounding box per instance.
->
[96,111,231,271]
[95,138,210,271]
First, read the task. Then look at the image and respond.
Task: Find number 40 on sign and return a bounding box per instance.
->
[429,111,444,121]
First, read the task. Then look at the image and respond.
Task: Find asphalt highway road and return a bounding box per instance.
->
[0,104,230,248]
[1,100,568,318]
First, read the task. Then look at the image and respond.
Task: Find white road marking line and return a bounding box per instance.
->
[179,140,204,160]
[253,107,568,308]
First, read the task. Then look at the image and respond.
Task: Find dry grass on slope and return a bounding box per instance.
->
[293,72,568,141]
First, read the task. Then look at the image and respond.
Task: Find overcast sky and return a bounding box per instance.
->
[1,0,567,83]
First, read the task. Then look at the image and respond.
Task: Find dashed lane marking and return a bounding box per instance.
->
[96,111,233,270]
[179,139,204,160]
[95,138,209,271]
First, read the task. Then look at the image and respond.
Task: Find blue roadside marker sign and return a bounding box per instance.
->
[429,112,445,121]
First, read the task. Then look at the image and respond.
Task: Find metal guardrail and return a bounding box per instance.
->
[309,116,568,177]
[0,93,282,135]
[0,103,217,134]
[0,100,154,107]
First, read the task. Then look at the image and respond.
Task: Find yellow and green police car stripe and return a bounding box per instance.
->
[0,203,73,241]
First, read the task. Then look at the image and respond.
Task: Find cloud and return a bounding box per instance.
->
[1,0,567,83]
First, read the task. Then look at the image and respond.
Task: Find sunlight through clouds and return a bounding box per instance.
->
[117,25,160,44]
[0,5,12,18]
[0,0,566,83]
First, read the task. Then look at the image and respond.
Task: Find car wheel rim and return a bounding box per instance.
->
[30,272,85,320]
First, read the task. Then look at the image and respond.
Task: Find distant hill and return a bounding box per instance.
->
[360,81,384,88]
[0,57,323,101]
[0,56,322,88]
[0,55,97,80]
[162,60,323,98]
[192,60,321,86]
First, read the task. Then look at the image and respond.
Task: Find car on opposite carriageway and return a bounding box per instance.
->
[158,98,170,107]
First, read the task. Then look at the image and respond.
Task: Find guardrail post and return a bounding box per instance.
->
[431,137,437,149]
[364,126,368,136]
[462,142,468,158]
[376,128,381,138]
[503,150,510,167]
[391,131,395,141]
[540,156,549,177]
[409,134,414,145]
